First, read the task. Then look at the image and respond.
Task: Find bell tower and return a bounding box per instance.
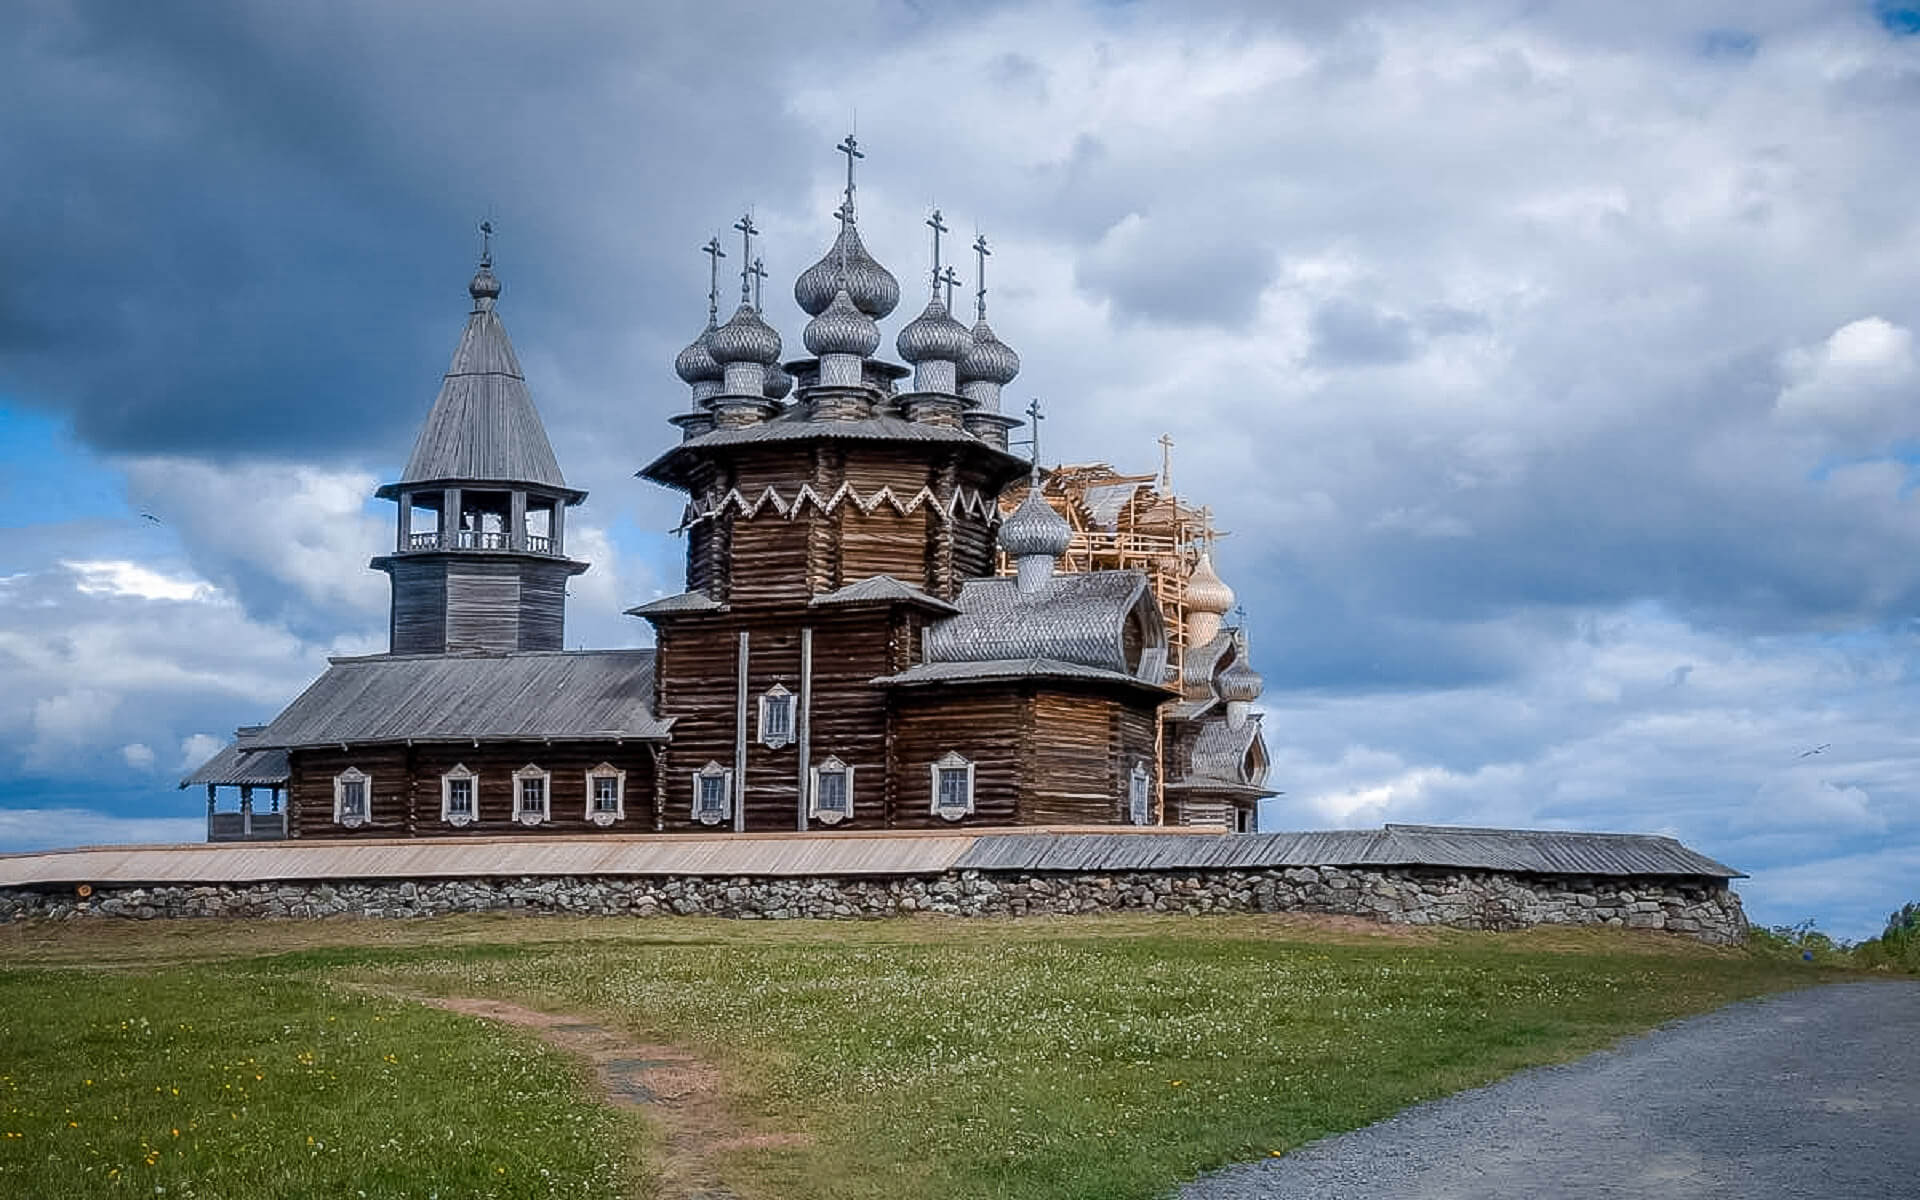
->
[371,232,588,654]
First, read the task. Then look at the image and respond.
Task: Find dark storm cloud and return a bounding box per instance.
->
[0,0,861,464]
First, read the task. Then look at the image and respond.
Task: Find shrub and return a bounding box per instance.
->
[1853,902,1920,975]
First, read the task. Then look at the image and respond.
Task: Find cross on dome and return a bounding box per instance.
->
[973,234,991,321]
[926,208,950,296]
[733,212,759,305]
[836,132,864,218]
[701,236,726,323]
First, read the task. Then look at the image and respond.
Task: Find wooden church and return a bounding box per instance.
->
[187,141,1275,839]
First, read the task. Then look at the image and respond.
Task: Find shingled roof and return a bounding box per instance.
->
[252,650,668,748]
[179,727,290,789]
[379,268,577,498]
[923,571,1164,679]
[639,414,1030,489]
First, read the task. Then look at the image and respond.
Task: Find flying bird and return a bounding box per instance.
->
[140,511,162,524]
[1797,744,1831,759]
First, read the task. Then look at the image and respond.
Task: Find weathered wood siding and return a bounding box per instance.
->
[885,686,1026,828]
[1027,691,1123,824]
[379,556,573,654]
[652,608,903,832]
[287,743,656,839]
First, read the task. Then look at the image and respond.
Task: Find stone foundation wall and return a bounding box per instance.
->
[0,865,1748,944]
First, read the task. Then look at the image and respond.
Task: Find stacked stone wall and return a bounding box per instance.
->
[0,865,1748,944]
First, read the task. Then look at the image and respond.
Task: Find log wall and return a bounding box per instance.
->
[287,743,657,839]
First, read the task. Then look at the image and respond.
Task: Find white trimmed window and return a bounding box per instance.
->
[930,751,975,821]
[441,764,477,827]
[810,756,853,824]
[692,761,732,826]
[758,684,794,749]
[586,763,625,827]
[1128,762,1152,826]
[513,764,550,826]
[333,767,370,828]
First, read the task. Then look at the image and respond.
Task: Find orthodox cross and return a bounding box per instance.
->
[701,236,726,323]
[926,208,949,297]
[939,265,962,312]
[972,233,991,322]
[733,212,758,304]
[1158,432,1174,492]
[1025,396,1045,475]
[749,256,769,310]
[836,132,863,216]
[479,220,494,268]
[1232,603,1247,628]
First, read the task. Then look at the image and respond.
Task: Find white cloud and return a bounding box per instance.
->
[121,742,155,769]
[1774,316,1918,441]
[178,733,225,774]
[65,560,219,603]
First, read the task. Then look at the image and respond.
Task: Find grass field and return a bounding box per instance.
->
[0,914,1830,1199]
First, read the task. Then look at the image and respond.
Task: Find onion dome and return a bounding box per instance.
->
[1218,653,1264,703]
[998,485,1073,559]
[803,287,882,358]
[707,303,782,366]
[795,223,900,319]
[763,360,794,400]
[958,319,1020,385]
[469,262,501,305]
[1186,552,1234,616]
[896,296,971,364]
[674,321,722,386]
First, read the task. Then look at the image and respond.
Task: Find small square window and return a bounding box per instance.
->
[593,776,619,811]
[333,768,370,828]
[759,685,794,749]
[1128,763,1152,825]
[930,752,974,821]
[513,765,550,826]
[340,780,366,817]
[810,757,853,824]
[693,763,732,826]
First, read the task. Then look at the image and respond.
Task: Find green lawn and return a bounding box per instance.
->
[0,914,1827,1199]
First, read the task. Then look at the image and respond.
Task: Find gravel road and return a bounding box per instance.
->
[1179,980,1920,1200]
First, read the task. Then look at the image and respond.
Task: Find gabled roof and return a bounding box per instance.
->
[923,570,1162,679]
[873,657,1167,691]
[179,727,290,789]
[252,650,668,748]
[380,283,576,498]
[625,591,726,618]
[809,574,958,614]
[1188,713,1266,786]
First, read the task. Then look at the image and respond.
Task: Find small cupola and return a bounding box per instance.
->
[674,235,729,408]
[957,233,1020,413]
[998,480,1073,593]
[805,283,882,388]
[896,209,972,398]
[1185,551,1235,648]
[1218,631,1265,729]
[794,134,900,322]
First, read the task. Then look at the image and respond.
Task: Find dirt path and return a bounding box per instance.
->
[381,990,809,1199]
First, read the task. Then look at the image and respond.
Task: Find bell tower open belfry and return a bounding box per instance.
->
[371,229,588,654]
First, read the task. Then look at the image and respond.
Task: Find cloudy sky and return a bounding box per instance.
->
[4,0,1919,937]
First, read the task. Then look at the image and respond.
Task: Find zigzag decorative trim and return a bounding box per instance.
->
[677,482,1002,531]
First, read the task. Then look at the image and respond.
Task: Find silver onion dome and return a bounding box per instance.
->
[674,321,722,385]
[958,318,1020,385]
[707,303,783,366]
[795,223,900,319]
[1217,653,1264,703]
[763,360,794,400]
[804,287,882,358]
[469,263,501,304]
[997,486,1073,559]
[896,296,971,364]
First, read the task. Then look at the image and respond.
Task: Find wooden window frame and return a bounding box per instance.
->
[758,683,794,750]
[585,762,625,827]
[1128,762,1152,826]
[929,751,975,822]
[441,763,478,827]
[809,756,854,825]
[513,763,551,826]
[692,761,732,826]
[333,767,370,829]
